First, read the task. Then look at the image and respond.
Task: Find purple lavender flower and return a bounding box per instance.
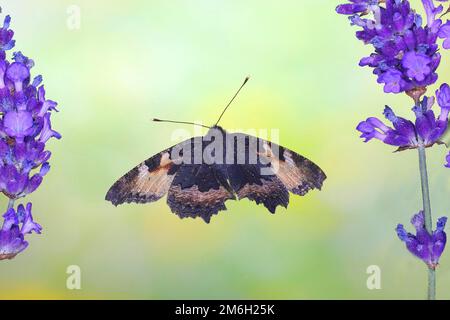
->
[396,211,447,269]
[445,152,450,167]
[336,0,450,96]
[0,16,14,60]
[0,15,60,260]
[376,69,405,93]
[0,203,41,260]
[336,0,380,15]
[438,20,450,48]
[402,51,432,82]
[356,92,450,150]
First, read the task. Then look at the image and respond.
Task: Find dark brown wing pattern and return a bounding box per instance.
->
[255,137,327,196]
[105,128,326,223]
[224,132,325,214]
[105,146,179,206]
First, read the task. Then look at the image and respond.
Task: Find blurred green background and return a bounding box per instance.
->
[1,0,450,299]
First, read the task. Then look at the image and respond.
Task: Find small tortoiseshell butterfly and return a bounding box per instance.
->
[105,77,326,223]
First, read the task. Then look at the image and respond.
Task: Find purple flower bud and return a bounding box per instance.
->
[2,208,18,230]
[39,162,50,176]
[37,86,58,117]
[422,0,443,28]
[39,113,61,143]
[32,75,42,88]
[17,203,41,235]
[0,15,15,54]
[436,83,450,108]
[445,151,450,168]
[397,211,447,270]
[336,3,369,15]
[12,52,34,69]
[384,106,421,146]
[438,20,450,49]
[24,174,42,195]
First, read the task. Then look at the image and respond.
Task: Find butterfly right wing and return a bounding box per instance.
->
[224,132,325,213]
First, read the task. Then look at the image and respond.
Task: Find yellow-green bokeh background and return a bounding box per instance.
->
[1,0,450,299]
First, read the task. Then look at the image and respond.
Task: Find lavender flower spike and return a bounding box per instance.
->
[396,211,447,270]
[0,14,61,259]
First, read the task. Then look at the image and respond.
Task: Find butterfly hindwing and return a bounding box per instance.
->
[167,164,235,223]
[226,163,290,213]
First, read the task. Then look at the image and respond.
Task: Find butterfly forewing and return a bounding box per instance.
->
[105,144,181,206]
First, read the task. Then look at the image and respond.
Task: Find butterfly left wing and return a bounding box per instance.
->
[104,137,199,206]
[105,136,237,224]
[105,148,177,206]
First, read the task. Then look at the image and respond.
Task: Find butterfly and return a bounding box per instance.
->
[105,77,326,223]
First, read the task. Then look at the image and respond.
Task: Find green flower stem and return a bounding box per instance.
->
[7,199,14,210]
[418,145,435,300]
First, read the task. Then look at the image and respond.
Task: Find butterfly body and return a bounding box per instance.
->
[106,126,326,223]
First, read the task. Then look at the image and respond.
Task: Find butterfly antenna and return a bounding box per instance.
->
[215,76,250,126]
[152,118,211,129]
